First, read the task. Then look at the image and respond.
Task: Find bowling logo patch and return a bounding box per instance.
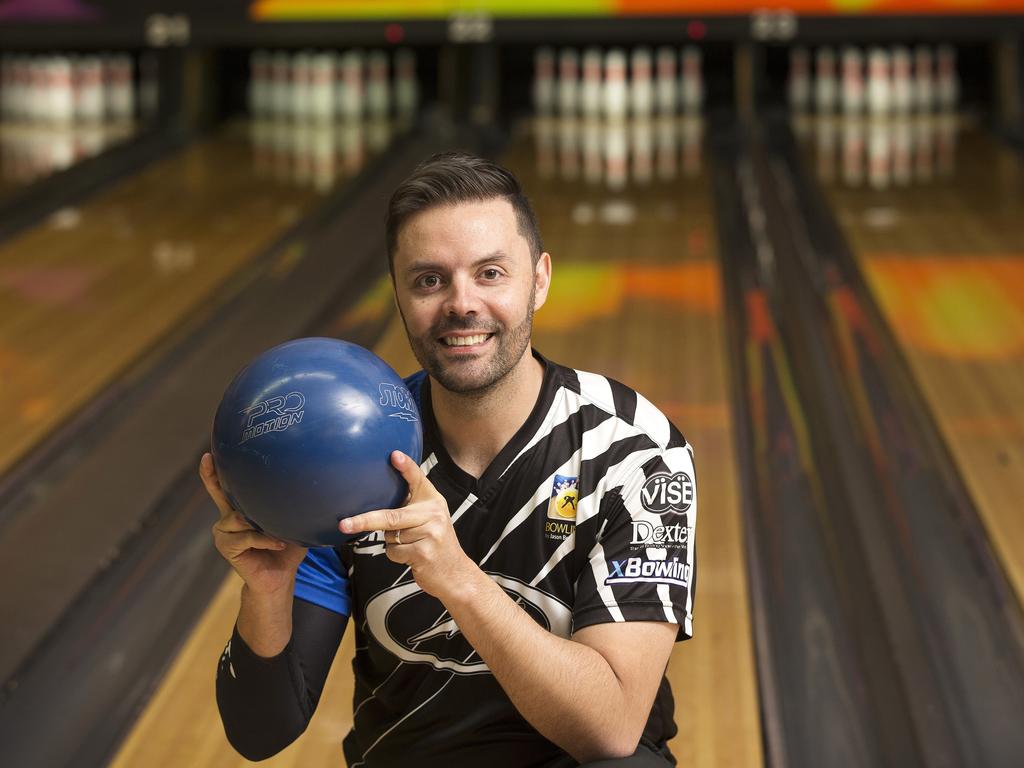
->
[545,475,578,542]
[548,475,578,521]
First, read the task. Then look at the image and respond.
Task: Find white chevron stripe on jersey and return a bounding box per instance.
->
[498,383,585,480]
[575,369,617,419]
[634,391,672,448]
[421,452,439,476]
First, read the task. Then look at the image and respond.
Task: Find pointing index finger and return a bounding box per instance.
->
[391,451,438,500]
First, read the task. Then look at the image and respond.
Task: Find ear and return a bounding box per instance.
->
[533,252,552,312]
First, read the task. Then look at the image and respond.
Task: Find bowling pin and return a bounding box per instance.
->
[630,47,654,118]
[815,47,838,114]
[914,46,934,112]
[338,50,364,121]
[394,48,419,121]
[603,49,628,120]
[105,54,134,122]
[47,56,74,124]
[270,51,291,119]
[291,50,316,121]
[867,48,890,116]
[309,52,335,121]
[366,50,390,119]
[532,47,555,116]
[74,56,104,123]
[789,47,811,113]
[558,48,579,118]
[655,47,677,115]
[841,47,864,114]
[680,46,703,113]
[936,44,958,112]
[890,46,912,114]
[29,57,48,122]
[580,47,603,118]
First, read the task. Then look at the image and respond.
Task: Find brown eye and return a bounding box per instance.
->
[418,274,441,289]
[482,268,500,280]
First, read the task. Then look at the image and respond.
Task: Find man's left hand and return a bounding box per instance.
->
[340,451,476,598]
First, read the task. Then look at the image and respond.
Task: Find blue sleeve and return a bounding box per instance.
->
[294,547,351,616]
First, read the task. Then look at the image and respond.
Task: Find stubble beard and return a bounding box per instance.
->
[405,284,536,398]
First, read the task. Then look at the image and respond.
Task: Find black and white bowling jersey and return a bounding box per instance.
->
[294,350,696,768]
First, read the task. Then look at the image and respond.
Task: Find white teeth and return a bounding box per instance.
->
[444,334,489,347]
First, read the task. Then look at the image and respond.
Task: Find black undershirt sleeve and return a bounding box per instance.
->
[215,596,348,761]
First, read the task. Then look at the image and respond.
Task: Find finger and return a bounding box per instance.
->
[216,528,287,556]
[339,503,430,536]
[391,451,440,501]
[385,526,426,547]
[199,453,236,519]
[215,511,258,533]
[383,541,412,565]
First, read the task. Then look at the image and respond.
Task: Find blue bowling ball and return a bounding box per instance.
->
[211,337,422,547]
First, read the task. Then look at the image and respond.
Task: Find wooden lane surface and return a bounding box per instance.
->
[112,117,762,767]
[0,120,324,479]
[803,116,1024,609]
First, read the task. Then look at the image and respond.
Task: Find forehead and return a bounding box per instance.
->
[394,198,526,268]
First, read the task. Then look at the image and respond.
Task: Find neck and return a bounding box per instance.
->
[430,348,544,479]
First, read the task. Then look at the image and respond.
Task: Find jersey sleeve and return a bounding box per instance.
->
[294,546,352,616]
[572,443,696,640]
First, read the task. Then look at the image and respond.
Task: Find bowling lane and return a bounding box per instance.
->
[112,115,763,768]
[798,114,1024,607]
[516,115,762,767]
[0,116,393,479]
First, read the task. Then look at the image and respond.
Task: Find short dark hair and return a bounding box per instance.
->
[385,151,544,276]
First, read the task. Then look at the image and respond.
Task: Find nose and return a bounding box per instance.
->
[442,273,482,318]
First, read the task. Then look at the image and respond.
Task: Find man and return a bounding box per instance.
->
[203,152,697,767]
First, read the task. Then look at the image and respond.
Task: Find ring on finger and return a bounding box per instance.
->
[394,529,401,546]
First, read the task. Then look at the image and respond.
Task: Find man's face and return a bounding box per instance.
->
[392,198,550,395]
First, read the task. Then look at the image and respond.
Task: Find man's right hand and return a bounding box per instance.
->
[201,452,307,595]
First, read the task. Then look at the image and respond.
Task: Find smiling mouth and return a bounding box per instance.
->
[441,333,494,347]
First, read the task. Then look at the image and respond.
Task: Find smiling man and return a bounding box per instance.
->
[204,152,697,767]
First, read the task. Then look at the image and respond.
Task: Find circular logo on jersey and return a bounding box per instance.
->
[640,472,694,514]
[364,574,572,675]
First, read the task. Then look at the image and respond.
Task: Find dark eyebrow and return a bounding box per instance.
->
[403,251,511,275]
